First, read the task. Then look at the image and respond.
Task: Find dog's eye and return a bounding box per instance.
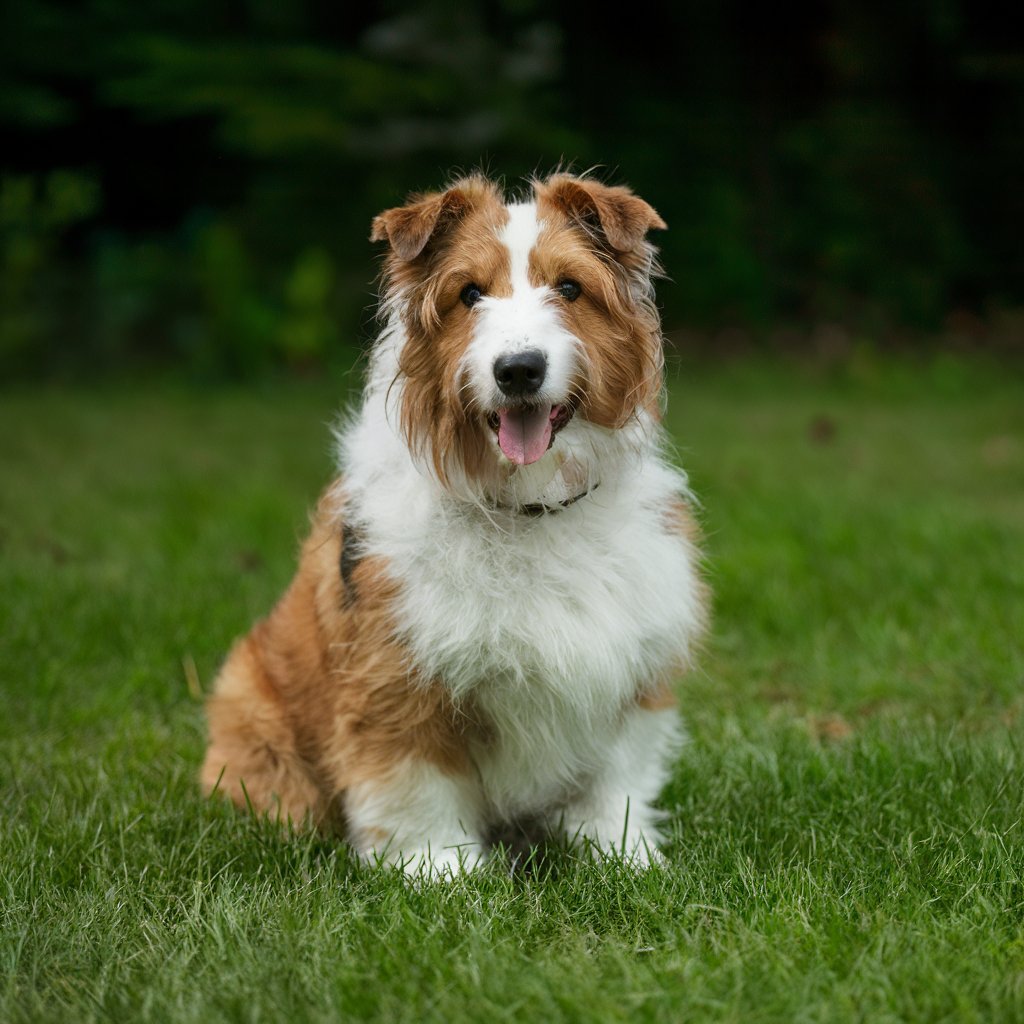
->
[460,283,484,308]
[557,279,582,302]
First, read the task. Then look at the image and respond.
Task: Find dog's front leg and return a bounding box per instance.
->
[344,759,487,880]
[559,696,683,867]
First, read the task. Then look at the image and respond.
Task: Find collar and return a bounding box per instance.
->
[510,482,599,517]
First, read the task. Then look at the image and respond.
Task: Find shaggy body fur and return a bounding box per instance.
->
[201,173,707,876]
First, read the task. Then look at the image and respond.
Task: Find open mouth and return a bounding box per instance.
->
[486,403,574,466]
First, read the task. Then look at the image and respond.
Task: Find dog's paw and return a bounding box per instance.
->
[391,843,486,883]
[619,838,667,870]
[577,829,667,870]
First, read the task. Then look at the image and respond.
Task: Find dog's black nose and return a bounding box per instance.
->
[494,350,547,397]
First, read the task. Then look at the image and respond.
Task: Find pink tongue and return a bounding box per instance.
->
[497,405,554,465]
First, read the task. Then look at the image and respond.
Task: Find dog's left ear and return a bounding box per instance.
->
[370,182,479,262]
[537,175,667,253]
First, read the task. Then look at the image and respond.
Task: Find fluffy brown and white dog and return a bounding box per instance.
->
[201,172,707,877]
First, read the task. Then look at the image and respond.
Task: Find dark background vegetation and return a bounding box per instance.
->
[2,0,1022,380]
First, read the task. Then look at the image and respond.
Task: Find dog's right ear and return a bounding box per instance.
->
[370,185,474,262]
[538,175,666,254]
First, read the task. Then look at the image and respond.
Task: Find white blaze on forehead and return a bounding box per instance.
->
[459,197,582,439]
[500,202,541,292]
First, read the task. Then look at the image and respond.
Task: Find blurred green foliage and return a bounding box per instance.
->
[1,171,100,368]
[1,0,1022,378]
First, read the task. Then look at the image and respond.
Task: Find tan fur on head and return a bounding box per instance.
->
[372,176,509,486]
[535,174,667,253]
[371,172,668,484]
[532,176,667,427]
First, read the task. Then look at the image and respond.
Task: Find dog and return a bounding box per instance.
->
[201,172,707,877]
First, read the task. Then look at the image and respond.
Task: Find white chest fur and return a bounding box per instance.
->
[341,394,703,819]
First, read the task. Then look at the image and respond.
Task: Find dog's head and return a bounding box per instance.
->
[371,173,666,495]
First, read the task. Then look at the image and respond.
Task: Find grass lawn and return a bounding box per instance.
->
[2,354,1023,1022]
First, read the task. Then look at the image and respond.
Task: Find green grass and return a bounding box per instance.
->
[2,355,1023,1022]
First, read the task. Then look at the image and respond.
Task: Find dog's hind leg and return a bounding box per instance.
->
[200,634,324,826]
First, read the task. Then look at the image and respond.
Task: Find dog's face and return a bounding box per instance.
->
[371,174,666,488]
